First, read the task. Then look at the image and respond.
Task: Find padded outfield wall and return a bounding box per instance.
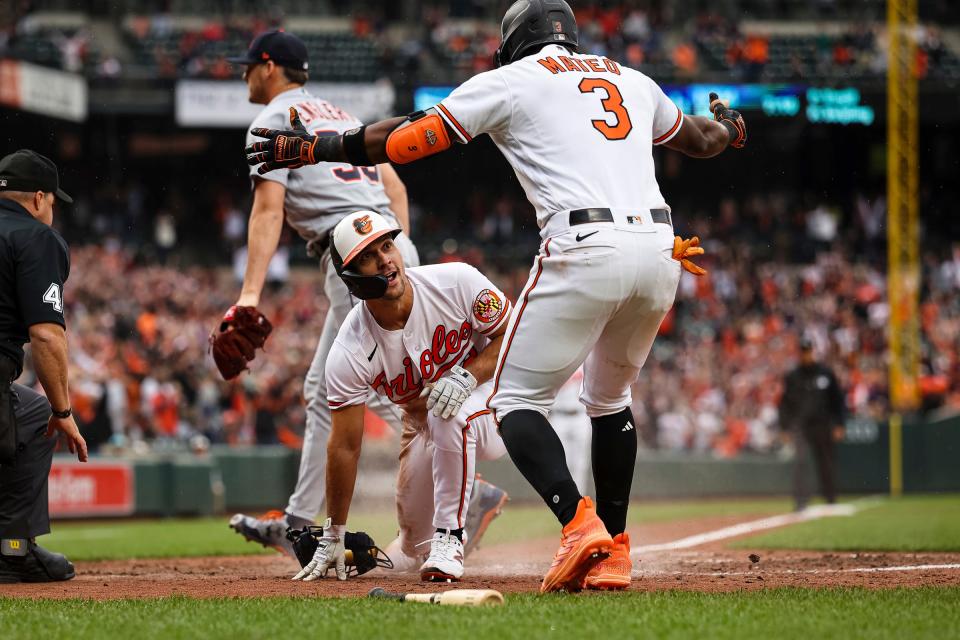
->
[46,414,960,518]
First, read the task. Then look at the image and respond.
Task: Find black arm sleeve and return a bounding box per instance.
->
[15,227,69,328]
[778,373,795,430]
[827,370,846,424]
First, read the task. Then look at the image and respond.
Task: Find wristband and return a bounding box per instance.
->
[719,119,739,146]
[342,125,372,166]
[52,407,72,419]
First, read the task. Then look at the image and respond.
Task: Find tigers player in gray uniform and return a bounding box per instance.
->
[225,30,507,560]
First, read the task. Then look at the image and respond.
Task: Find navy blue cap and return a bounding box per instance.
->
[0,149,72,203]
[228,29,309,71]
[799,336,814,351]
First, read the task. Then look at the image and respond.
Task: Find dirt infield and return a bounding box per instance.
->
[2,514,959,599]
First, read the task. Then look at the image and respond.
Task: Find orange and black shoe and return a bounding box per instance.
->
[540,497,613,593]
[585,532,632,590]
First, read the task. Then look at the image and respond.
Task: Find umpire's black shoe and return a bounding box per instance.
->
[0,539,75,583]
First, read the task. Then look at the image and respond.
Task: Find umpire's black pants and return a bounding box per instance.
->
[0,384,54,539]
[792,425,837,509]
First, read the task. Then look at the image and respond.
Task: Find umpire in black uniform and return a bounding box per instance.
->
[779,336,846,511]
[0,149,87,583]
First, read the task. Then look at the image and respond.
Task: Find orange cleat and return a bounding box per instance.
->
[585,532,632,590]
[540,497,613,593]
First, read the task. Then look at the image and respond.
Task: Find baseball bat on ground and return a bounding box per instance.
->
[368,587,504,606]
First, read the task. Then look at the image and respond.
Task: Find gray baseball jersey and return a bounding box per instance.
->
[246,87,396,246]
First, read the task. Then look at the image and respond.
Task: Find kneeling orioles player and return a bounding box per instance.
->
[294,211,510,583]
[248,0,745,592]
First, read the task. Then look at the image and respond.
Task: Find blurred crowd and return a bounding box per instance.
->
[16,188,959,458]
[2,7,957,84]
[632,192,960,456]
[390,8,954,85]
[18,244,319,452]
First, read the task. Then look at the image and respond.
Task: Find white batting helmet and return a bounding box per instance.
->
[330,211,402,299]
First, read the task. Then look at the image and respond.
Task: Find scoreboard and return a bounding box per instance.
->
[414,83,877,126]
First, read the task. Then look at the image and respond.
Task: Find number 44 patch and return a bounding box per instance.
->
[43,283,63,312]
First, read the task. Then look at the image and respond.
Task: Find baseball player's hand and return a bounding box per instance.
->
[708,93,747,149]
[421,365,477,420]
[245,107,323,174]
[292,522,347,582]
[673,236,708,276]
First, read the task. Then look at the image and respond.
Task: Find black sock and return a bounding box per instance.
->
[499,410,581,526]
[437,528,464,542]
[591,407,637,536]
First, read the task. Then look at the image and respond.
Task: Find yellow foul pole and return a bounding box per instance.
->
[886,0,920,496]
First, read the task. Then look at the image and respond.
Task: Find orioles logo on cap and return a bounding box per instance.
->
[473,289,504,324]
[554,21,563,32]
[353,214,373,235]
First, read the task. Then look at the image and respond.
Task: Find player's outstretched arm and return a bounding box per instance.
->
[246,107,457,174]
[664,93,747,158]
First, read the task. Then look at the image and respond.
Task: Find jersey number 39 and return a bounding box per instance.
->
[578,78,633,141]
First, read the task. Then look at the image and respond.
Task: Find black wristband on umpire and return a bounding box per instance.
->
[342,125,373,166]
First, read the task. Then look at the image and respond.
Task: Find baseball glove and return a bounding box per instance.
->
[287,526,394,577]
[209,305,273,380]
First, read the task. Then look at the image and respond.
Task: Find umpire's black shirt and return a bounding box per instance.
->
[779,362,846,432]
[0,198,69,377]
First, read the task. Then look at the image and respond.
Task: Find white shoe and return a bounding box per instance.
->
[419,531,465,582]
[383,536,425,574]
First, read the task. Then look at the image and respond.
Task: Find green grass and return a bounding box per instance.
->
[41,511,403,562]
[46,495,960,561]
[480,496,793,546]
[45,498,792,562]
[732,495,960,552]
[1,588,958,639]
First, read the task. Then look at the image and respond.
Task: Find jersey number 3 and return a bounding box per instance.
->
[578,78,633,141]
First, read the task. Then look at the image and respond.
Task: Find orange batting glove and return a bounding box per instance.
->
[673,235,707,276]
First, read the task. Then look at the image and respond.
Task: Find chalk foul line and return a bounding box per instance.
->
[632,503,861,556]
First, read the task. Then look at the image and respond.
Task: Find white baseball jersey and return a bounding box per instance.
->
[326,263,512,409]
[247,87,396,245]
[435,44,683,228]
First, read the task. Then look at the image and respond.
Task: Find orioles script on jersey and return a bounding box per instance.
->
[326,263,511,411]
[537,54,621,75]
[370,321,478,404]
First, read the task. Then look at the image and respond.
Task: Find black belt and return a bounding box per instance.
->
[569,207,672,227]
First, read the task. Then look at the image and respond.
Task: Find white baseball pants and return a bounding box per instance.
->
[488,211,681,421]
[395,383,505,558]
